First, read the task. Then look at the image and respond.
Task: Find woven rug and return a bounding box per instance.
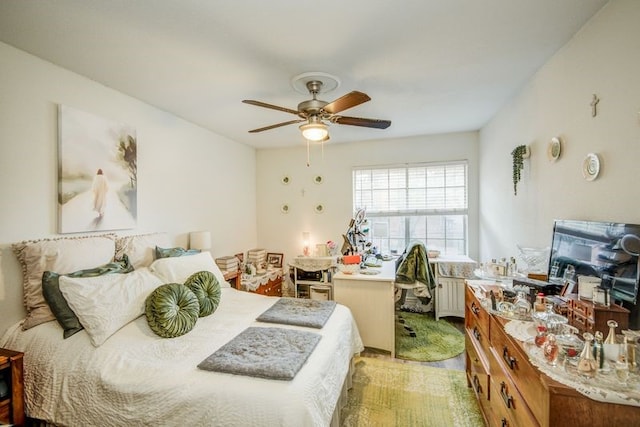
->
[341,357,484,427]
[395,311,465,362]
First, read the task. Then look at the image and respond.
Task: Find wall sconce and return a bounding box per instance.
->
[302,232,311,256]
[189,231,211,251]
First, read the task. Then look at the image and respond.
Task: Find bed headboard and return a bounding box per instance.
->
[0,244,28,336]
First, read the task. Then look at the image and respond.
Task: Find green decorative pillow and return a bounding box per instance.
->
[145,283,200,338]
[42,255,134,339]
[155,246,201,259]
[184,271,221,317]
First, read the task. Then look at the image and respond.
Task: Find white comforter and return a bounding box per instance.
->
[0,288,363,426]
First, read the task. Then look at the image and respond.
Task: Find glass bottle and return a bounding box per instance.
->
[621,331,638,373]
[577,332,598,379]
[543,333,559,366]
[534,325,547,347]
[605,320,618,344]
[615,343,630,386]
[514,290,532,318]
[592,331,605,370]
[603,320,619,361]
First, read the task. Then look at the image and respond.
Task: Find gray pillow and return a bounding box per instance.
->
[42,256,134,339]
[155,246,201,259]
[145,283,200,338]
[184,271,221,317]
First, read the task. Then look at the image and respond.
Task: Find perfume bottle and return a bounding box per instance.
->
[605,320,618,344]
[603,320,619,361]
[514,290,532,317]
[621,330,638,373]
[534,325,547,348]
[577,332,598,379]
[543,333,559,366]
[592,331,605,370]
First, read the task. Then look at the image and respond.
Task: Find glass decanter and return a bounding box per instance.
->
[576,332,598,379]
[532,303,568,334]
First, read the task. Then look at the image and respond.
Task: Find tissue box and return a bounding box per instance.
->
[342,255,362,265]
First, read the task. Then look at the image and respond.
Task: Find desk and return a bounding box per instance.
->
[333,261,396,356]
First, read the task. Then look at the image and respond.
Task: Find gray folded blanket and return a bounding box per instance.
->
[256,297,337,328]
[198,327,321,380]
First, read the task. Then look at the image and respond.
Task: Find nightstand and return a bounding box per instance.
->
[0,348,24,426]
[238,269,283,296]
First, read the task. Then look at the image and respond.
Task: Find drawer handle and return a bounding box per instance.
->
[472,326,481,341]
[502,346,517,370]
[472,374,482,395]
[501,418,509,427]
[500,381,514,409]
[471,301,480,315]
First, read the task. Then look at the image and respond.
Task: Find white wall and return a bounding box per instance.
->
[256,132,479,281]
[479,0,640,264]
[0,42,257,334]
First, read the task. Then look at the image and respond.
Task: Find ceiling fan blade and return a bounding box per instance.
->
[248,119,305,133]
[332,115,391,129]
[322,91,371,114]
[242,99,300,116]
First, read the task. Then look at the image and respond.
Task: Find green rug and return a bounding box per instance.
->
[340,357,484,427]
[395,311,465,362]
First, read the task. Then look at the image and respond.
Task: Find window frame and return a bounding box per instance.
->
[352,161,469,255]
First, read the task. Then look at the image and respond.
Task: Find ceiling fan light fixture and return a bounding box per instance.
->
[299,121,329,142]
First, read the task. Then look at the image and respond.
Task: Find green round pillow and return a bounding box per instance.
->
[184,271,221,317]
[145,283,200,338]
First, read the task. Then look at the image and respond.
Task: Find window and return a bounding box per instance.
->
[353,162,468,255]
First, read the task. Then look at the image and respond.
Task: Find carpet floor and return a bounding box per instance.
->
[340,356,484,427]
[395,311,465,362]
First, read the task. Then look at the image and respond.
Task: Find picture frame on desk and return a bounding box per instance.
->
[267,252,283,268]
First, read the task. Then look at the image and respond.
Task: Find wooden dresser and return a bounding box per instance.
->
[0,348,24,426]
[465,282,640,427]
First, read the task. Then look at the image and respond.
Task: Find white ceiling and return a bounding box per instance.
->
[0,0,609,148]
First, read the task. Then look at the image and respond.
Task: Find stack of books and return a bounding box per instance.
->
[247,248,267,267]
[215,256,239,272]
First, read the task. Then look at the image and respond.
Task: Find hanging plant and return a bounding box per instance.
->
[511,145,529,195]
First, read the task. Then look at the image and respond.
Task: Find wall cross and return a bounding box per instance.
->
[591,93,600,117]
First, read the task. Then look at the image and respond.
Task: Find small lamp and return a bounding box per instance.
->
[302,232,311,256]
[190,231,211,251]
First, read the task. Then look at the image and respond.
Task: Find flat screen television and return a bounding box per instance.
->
[547,219,640,305]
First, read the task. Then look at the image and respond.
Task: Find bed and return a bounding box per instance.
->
[0,233,363,426]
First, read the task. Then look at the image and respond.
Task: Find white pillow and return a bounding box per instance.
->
[12,234,117,330]
[59,268,163,347]
[149,251,230,288]
[115,232,171,269]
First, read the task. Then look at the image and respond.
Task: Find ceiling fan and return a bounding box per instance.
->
[243,77,391,142]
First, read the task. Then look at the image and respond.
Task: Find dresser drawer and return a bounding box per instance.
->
[467,310,491,361]
[466,334,491,414]
[465,286,490,337]
[570,299,594,320]
[489,317,544,423]
[489,371,539,427]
